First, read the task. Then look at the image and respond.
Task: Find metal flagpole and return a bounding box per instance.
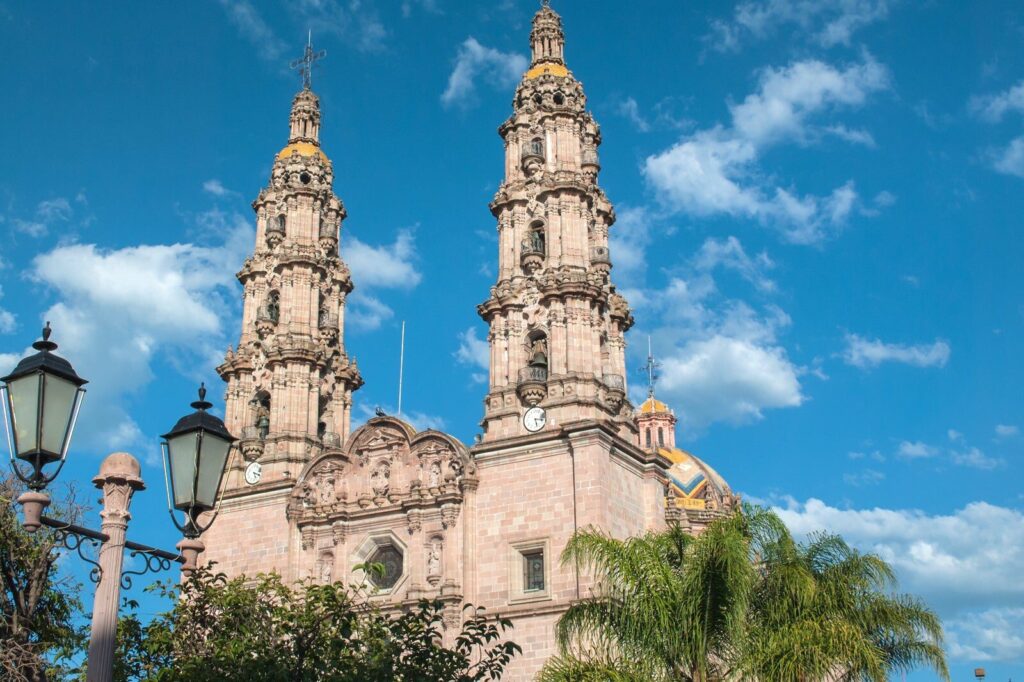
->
[397,321,405,418]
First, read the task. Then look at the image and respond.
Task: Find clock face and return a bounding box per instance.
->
[523,406,547,433]
[244,461,263,485]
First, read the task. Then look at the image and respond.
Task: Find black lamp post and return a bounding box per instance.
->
[2,323,236,681]
[161,383,236,539]
[0,323,87,492]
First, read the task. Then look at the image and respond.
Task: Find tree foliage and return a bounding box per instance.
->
[107,566,520,682]
[0,473,85,682]
[539,506,948,682]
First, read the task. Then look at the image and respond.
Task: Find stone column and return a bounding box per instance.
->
[86,452,144,682]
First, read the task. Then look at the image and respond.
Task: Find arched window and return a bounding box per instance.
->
[529,137,544,158]
[645,428,652,448]
[658,427,664,447]
[276,214,286,232]
[264,291,280,323]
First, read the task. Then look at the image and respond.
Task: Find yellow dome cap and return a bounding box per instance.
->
[525,63,569,79]
[638,396,670,415]
[277,141,329,162]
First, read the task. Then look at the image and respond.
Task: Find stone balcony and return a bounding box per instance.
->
[255,305,278,335]
[590,245,611,274]
[321,431,342,450]
[265,222,285,248]
[239,426,265,460]
[517,365,548,406]
[602,373,626,410]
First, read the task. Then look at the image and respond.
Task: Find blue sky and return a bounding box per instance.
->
[1,0,1022,676]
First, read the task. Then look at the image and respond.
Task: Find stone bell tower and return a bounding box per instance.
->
[478,0,635,441]
[204,45,363,577]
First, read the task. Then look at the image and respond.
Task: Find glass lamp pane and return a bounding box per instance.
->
[167,432,199,509]
[40,374,78,459]
[195,433,231,509]
[7,373,41,458]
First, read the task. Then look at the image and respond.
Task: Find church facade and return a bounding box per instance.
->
[201,5,737,679]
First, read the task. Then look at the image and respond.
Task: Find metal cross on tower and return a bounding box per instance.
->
[290,32,326,91]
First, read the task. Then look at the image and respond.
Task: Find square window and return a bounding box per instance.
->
[523,549,545,592]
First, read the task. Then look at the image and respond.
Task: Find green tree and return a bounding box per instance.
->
[0,473,86,682]
[538,507,948,682]
[107,566,520,682]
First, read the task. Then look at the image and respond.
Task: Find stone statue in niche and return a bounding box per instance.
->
[428,461,441,488]
[427,538,442,577]
[252,395,271,440]
[370,461,391,497]
[317,554,333,584]
[529,337,548,369]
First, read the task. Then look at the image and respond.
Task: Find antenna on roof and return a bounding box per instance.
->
[642,335,661,399]
[397,321,406,418]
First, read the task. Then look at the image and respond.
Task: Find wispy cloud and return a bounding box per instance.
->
[344,227,421,331]
[841,333,950,369]
[615,96,651,132]
[441,37,526,109]
[970,80,1024,178]
[706,0,893,53]
[202,179,237,197]
[644,56,889,245]
[454,327,489,384]
[218,0,286,62]
[291,0,388,53]
[0,285,15,334]
[10,196,75,238]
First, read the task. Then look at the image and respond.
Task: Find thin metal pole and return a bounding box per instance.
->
[397,321,405,418]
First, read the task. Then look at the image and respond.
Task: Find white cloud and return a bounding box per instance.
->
[292,0,387,53]
[707,0,893,52]
[825,124,876,147]
[995,424,1019,438]
[616,96,651,132]
[218,0,285,61]
[346,228,420,289]
[441,37,527,109]
[773,497,1024,661]
[640,272,803,428]
[991,136,1024,178]
[692,236,776,292]
[950,446,1002,471]
[11,196,75,238]
[346,292,394,331]
[843,468,885,486]
[340,228,421,331]
[0,285,15,334]
[454,327,489,383]
[202,179,235,197]
[842,333,950,369]
[897,440,937,459]
[607,206,652,284]
[971,80,1024,123]
[6,213,254,456]
[971,82,1024,178]
[644,57,888,244]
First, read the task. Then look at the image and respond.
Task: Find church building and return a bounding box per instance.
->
[201,4,737,678]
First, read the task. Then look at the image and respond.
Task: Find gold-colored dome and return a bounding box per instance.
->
[277,141,329,162]
[638,396,670,415]
[525,63,569,79]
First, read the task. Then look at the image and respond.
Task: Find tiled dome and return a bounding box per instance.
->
[659,446,732,511]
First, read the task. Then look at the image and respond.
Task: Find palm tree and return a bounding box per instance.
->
[537,507,948,682]
[742,521,949,682]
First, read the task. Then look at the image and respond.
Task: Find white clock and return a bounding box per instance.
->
[523,406,547,433]
[244,461,263,485]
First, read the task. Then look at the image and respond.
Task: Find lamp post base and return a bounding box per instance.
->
[177,537,205,576]
[17,491,51,532]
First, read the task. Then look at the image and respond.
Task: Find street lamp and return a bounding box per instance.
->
[1,323,87,529]
[2,323,235,682]
[161,382,236,570]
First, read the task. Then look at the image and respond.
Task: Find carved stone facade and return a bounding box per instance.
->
[478,4,634,443]
[202,8,734,682]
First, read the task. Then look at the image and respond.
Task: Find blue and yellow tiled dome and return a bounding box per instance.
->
[660,447,732,511]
